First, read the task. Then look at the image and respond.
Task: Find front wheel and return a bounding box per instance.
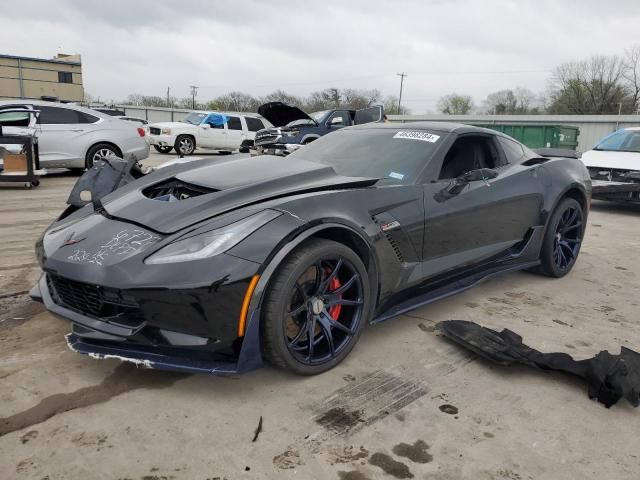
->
[537,197,585,277]
[153,145,173,154]
[174,135,195,155]
[261,239,371,375]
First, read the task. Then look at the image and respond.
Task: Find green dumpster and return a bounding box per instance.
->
[472,124,580,150]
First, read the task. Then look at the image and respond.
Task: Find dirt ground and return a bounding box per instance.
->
[1,151,640,480]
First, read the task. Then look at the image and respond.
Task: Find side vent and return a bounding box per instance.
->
[383,230,406,263]
[143,178,217,202]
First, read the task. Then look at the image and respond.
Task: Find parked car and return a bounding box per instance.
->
[32,123,590,376]
[0,101,150,170]
[253,102,384,155]
[581,127,640,203]
[147,111,271,155]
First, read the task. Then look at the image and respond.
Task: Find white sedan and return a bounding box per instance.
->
[0,100,150,170]
[581,127,640,203]
[148,111,270,155]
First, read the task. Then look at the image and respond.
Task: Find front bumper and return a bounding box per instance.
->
[591,180,640,203]
[31,264,264,374]
[253,143,302,156]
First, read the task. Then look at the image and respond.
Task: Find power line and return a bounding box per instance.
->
[396,72,407,112]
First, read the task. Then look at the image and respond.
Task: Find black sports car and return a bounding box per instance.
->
[31,122,591,375]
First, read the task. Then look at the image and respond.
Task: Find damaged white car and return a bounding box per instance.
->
[582,127,640,203]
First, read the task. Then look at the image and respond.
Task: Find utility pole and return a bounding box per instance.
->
[396,72,407,113]
[189,85,199,109]
[166,87,171,108]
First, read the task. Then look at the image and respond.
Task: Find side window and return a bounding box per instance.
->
[245,117,265,132]
[327,111,351,127]
[497,136,525,164]
[58,72,73,84]
[439,136,498,180]
[227,116,243,130]
[37,106,94,124]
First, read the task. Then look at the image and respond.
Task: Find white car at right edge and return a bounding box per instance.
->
[581,127,640,204]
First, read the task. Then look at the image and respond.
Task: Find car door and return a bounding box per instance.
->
[354,106,384,124]
[421,133,545,277]
[196,114,226,149]
[244,116,265,141]
[36,105,98,167]
[222,115,246,149]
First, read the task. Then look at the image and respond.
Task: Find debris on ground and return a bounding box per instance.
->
[437,320,640,408]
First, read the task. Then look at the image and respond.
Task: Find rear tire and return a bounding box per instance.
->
[174,135,195,155]
[85,143,121,168]
[261,239,371,375]
[153,145,173,154]
[537,197,584,278]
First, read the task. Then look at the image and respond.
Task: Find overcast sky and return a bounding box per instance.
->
[1,0,639,112]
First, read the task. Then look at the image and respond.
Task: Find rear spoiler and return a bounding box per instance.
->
[533,148,581,159]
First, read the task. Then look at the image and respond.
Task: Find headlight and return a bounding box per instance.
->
[283,130,299,137]
[161,127,172,135]
[145,210,281,264]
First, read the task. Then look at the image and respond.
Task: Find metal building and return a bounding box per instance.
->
[0,53,84,103]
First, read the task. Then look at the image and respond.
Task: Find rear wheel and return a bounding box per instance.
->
[261,239,371,375]
[174,135,195,155]
[153,145,173,154]
[537,198,584,277]
[85,143,121,168]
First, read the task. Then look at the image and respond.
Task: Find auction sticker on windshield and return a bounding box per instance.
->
[393,131,440,143]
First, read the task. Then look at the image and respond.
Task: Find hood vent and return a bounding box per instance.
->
[143,179,217,202]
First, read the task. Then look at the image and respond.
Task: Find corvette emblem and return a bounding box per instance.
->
[61,232,86,247]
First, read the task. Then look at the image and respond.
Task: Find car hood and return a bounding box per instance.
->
[100,155,377,234]
[257,102,315,127]
[148,121,191,129]
[581,149,640,171]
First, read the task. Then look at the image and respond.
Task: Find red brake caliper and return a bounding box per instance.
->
[327,275,342,320]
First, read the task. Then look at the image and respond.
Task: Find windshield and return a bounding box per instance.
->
[594,130,640,153]
[289,127,446,183]
[310,110,329,122]
[182,112,207,125]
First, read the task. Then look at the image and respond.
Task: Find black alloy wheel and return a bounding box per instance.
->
[262,239,371,375]
[538,197,585,277]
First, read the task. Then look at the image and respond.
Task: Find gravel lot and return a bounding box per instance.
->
[1,151,640,480]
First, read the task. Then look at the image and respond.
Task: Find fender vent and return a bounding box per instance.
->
[384,231,406,263]
[143,179,216,201]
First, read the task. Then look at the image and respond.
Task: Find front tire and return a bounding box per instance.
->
[174,135,195,155]
[261,239,371,375]
[537,197,585,277]
[153,145,173,154]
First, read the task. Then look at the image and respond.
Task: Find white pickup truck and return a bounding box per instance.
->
[148,111,271,155]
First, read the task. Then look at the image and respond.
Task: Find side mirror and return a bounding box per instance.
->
[459,168,498,183]
[329,117,343,126]
[201,123,211,129]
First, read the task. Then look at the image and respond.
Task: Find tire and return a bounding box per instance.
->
[85,143,121,168]
[153,145,173,154]
[302,137,317,145]
[174,135,196,155]
[261,238,371,375]
[537,197,585,278]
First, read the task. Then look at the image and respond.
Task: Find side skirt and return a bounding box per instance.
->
[371,259,540,324]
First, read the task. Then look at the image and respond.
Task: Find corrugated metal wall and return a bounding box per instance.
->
[387,114,640,152]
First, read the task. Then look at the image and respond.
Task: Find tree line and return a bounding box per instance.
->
[115,45,639,116]
[121,88,408,115]
[438,45,640,115]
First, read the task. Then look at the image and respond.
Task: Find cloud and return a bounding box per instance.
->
[1,0,638,112]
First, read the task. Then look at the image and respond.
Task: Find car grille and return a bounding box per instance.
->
[149,126,161,135]
[254,129,281,146]
[46,273,145,327]
[588,167,640,183]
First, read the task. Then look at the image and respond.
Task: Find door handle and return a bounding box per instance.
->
[71,129,84,132]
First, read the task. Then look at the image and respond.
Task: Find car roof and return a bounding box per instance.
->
[351,121,501,135]
[0,100,111,119]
